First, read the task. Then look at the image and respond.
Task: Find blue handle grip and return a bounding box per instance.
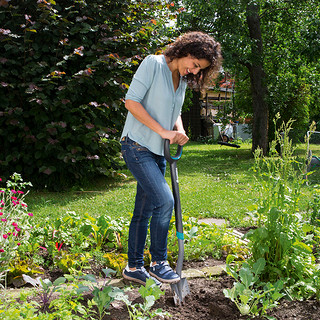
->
[164,139,183,163]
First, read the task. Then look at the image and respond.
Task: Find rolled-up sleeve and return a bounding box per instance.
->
[125,55,156,103]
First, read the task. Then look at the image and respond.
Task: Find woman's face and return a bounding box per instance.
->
[177,55,211,76]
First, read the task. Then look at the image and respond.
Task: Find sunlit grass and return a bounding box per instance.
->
[26,141,319,227]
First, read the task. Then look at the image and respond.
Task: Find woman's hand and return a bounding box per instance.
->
[125,100,189,145]
[161,130,189,145]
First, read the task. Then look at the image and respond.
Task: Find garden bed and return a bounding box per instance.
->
[5,258,319,320]
[107,258,320,320]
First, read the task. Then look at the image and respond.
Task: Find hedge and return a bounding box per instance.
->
[0,0,177,189]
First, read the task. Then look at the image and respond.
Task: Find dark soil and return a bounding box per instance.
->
[107,258,320,320]
[8,257,320,319]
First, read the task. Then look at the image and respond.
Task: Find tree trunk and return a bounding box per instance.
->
[246,3,269,155]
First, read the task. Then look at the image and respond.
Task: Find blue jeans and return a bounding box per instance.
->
[121,136,174,268]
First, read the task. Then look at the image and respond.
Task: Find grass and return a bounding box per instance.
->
[26,141,320,227]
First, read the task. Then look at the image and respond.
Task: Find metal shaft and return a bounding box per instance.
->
[169,161,184,277]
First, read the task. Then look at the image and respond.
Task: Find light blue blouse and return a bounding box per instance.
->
[121,55,187,156]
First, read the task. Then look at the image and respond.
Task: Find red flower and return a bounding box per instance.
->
[55,242,63,251]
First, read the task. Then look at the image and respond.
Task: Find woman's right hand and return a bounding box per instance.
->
[161,130,189,146]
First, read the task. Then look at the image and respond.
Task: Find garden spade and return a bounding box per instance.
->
[164,139,190,305]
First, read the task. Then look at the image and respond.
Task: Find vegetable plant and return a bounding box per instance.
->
[111,278,170,320]
[79,214,125,250]
[76,268,121,320]
[224,257,284,318]
[22,274,67,312]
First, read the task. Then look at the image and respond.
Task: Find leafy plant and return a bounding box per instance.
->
[48,280,88,319]
[0,285,86,320]
[79,214,124,250]
[224,257,284,318]
[0,0,178,190]
[309,187,320,227]
[7,256,43,286]
[167,215,227,261]
[111,278,170,320]
[245,117,316,287]
[0,298,53,319]
[53,250,90,275]
[53,211,93,251]
[22,274,67,312]
[76,268,120,320]
[103,252,127,276]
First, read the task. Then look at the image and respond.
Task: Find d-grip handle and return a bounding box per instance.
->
[164,139,183,163]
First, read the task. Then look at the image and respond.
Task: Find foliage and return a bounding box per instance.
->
[77,268,121,320]
[80,213,124,250]
[309,187,320,227]
[23,274,67,312]
[103,252,127,276]
[0,299,56,320]
[7,255,43,286]
[0,0,178,190]
[13,210,130,277]
[245,118,316,288]
[111,278,170,320]
[224,257,284,318]
[53,250,91,274]
[0,173,33,285]
[20,274,87,318]
[167,215,220,261]
[223,118,320,316]
[178,0,320,147]
[1,269,171,319]
[24,210,128,251]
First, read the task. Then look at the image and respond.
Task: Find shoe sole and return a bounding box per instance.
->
[149,271,180,284]
[122,270,147,285]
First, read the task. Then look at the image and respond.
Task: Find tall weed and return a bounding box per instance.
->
[245,117,316,293]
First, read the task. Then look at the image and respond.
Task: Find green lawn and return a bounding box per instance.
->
[26,141,319,227]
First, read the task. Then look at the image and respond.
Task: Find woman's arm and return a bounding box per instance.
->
[125,99,189,145]
[173,115,186,134]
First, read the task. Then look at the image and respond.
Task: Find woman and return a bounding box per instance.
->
[121,31,222,285]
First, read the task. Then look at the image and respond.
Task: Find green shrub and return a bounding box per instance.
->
[0,0,177,190]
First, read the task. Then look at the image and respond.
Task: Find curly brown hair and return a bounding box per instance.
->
[164,31,222,90]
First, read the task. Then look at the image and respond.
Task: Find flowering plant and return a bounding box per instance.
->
[0,173,33,284]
